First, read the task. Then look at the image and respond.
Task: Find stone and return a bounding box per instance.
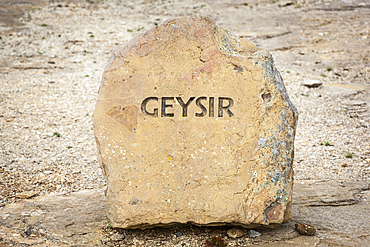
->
[278,1,295,7]
[110,233,125,241]
[0,181,369,246]
[16,191,38,199]
[93,16,298,229]
[227,228,244,238]
[0,189,106,246]
[248,230,261,238]
[342,100,367,107]
[292,180,367,207]
[319,84,368,96]
[301,79,322,88]
[295,223,316,236]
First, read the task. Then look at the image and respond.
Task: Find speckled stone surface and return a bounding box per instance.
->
[93,16,298,229]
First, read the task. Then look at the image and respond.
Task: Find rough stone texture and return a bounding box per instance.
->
[0,190,106,246]
[93,16,298,229]
[0,180,369,246]
[295,223,316,236]
[226,228,244,238]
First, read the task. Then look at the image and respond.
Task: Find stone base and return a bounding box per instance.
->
[0,181,369,246]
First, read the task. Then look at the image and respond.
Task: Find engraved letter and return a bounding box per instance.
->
[161,97,174,117]
[176,97,195,117]
[209,97,214,117]
[218,97,234,117]
[195,97,207,117]
[141,97,158,117]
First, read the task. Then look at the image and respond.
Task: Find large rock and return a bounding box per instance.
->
[93,16,298,229]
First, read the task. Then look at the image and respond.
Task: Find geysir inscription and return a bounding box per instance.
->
[141,97,234,117]
[94,16,298,229]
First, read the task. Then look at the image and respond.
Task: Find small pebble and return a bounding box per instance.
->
[248,230,261,238]
[227,228,243,238]
[176,232,183,237]
[16,191,37,199]
[110,233,125,241]
[295,223,316,236]
[301,79,322,88]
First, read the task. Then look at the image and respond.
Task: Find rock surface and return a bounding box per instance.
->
[93,16,298,229]
[301,79,322,88]
[0,190,106,246]
[295,223,316,236]
[0,180,368,246]
[248,229,262,238]
[226,228,244,238]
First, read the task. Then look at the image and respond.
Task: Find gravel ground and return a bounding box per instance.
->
[1,0,369,209]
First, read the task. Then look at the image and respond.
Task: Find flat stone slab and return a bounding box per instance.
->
[301,79,322,88]
[0,190,106,246]
[1,180,368,246]
[93,15,298,229]
[319,84,370,96]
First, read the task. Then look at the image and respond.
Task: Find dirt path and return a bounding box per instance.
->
[0,0,369,246]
